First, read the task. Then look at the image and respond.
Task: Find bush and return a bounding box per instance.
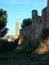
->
[0,39,19,52]
[17,36,40,53]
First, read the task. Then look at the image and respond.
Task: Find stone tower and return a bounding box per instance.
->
[32,10,38,39]
[15,22,20,39]
[47,0,49,9]
[32,10,43,39]
[42,7,47,28]
[46,0,49,28]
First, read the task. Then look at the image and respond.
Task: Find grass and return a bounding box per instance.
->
[0,51,16,56]
[0,50,32,65]
[0,59,31,65]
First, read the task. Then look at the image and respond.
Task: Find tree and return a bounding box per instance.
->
[21,18,32,28]
[0,8,8,37]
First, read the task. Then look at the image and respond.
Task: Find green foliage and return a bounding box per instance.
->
[0,8,8,37]
[21,18,32,28]
[17,36,40,53]
[0,39,18,52]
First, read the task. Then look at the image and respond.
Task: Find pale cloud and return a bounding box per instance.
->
[0,0,17,4]
[0,0,30,5]
[31,1,47,6]
[0,0,46,6]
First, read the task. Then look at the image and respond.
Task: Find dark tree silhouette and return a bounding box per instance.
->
[0,8,8,37]
[0,37,19,52]
[21,18,32,28]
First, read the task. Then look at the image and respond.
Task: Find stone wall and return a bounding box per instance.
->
[20,25,32,38]
[20,0,49,39]
[45,0,49,28]
[20,10,43,39]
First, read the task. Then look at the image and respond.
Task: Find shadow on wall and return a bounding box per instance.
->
[35,28,49,54]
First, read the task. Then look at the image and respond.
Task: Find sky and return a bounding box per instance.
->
[0,0,47,35]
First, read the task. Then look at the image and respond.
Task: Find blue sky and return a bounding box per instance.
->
[0,0,47,35]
